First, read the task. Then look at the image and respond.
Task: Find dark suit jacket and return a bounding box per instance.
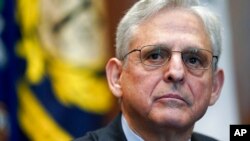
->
[74,114,218,141]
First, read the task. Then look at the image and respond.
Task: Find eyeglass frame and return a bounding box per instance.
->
[122,44,218,70]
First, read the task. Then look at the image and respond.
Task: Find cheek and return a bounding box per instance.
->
[120,66,161,111]
[188,75,213,114]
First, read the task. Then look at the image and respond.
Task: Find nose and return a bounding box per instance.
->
[163,53,185,83]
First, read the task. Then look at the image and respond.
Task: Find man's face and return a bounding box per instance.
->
[117,8,221,130]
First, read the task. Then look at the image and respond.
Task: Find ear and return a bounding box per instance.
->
[106,58,123,98]
[209,68,224,105]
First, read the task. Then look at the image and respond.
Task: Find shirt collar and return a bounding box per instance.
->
[121,115,144,141]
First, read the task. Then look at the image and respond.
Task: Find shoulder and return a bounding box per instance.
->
[191,132,219,141]
[73,129,104,141]
[73,132,95,141]
[73,114,126,141]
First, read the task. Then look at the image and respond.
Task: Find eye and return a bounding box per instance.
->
[147,52,163,60]
[183,51,208,69]
[141,47,170,66]
[186,55,201,64]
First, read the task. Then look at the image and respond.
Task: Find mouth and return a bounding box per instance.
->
[154,93,188,105]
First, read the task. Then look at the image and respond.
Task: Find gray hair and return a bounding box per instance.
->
[115,0,222,68]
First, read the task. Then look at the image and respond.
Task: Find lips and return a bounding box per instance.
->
[155,93,187,104]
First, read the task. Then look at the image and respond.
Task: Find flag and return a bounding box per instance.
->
[0,0,27,140]
[1,0,115,140]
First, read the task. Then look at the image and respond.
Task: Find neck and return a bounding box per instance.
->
[122,112,194,141]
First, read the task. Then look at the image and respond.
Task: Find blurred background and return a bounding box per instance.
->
[0,0,249,141]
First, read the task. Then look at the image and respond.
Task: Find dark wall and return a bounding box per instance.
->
[106,0,137,57]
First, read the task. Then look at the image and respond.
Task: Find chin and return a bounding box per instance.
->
[150,112,194,129]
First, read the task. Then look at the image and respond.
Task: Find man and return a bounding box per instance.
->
[75,0,224,140]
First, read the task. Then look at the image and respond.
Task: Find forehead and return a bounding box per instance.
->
[131,7,210,50]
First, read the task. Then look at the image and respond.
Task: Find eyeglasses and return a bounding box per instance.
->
[122,45,218,70]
